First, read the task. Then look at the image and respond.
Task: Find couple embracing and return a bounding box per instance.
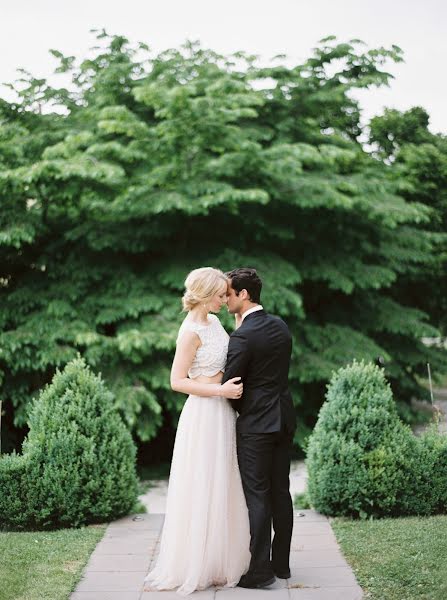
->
[144,267,296,595]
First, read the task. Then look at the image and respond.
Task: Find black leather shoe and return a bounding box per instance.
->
[274,569,291,579]
[237,574,276,589]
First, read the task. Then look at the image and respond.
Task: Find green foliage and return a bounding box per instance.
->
[0,32,446,453]
[307,361,411,517]
[293,491,311,510]
[370,107,432,159]
[0,452,29,529]
[0,357,138,530]
[370,107,447,335]
[396,426,447,516]
[307,361,447,517]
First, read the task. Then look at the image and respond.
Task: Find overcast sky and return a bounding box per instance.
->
[1,0,446,133]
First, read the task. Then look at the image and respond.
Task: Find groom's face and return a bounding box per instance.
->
[226,279,244,314]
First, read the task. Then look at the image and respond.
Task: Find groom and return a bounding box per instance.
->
[222,267,296,589]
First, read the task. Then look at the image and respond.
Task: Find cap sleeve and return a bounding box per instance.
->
[176,319,209,345]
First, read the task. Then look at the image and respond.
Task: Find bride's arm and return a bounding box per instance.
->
[170,331,242,399]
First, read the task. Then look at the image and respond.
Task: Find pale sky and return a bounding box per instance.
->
[1,0,446,133]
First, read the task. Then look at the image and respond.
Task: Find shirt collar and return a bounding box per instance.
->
[241,305,264,322]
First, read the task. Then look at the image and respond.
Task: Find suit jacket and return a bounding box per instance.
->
[222,309,296,434]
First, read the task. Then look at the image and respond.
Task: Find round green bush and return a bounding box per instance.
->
[307,361,447,517]
[0,357,138,530]
[397,425,447,516]
[0,452,30,529]
[307,360,427,518]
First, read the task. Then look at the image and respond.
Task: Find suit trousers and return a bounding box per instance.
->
[236,424,294,579]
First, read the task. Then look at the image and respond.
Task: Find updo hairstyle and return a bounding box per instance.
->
[182,267,227,312]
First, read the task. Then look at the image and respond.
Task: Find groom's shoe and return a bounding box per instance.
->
[237,574,276,589]
[274,569,291,579]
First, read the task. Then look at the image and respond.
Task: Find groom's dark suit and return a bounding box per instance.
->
[222,309,296,582]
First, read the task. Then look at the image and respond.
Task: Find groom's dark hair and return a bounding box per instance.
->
[225,267,262,303]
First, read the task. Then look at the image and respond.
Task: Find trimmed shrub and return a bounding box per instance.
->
[307,360,447,518]
[397,426,447,516]
[0,357,138,530]
[0,452,30,529]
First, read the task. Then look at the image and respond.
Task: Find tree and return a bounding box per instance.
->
[370,107,447,336]
[0,33,445,454]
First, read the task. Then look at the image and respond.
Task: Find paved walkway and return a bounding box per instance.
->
[70,509,363,600]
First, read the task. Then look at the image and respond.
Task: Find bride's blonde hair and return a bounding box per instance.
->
[182,267,227,312]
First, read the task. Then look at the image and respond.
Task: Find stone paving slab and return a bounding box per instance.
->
[71,510,363,599]
[87,553,151,572]
[292,511,327,523]
[75,571,147,592]
[142,591,215,600]
[215,586,289,600]
[290,522,334,536]
[289,587,363,600]
[103,530,160,541]
[288,566,358,588]
[71,593,141,600]
[290,535,339,551]
[94,539,153,554]
[109,514,165,528]
[289,550,347,568]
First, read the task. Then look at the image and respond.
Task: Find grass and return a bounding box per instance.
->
[0,524,107,600]
[332,515,447,600]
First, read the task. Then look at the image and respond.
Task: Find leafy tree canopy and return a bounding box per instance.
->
[1,32,445,452]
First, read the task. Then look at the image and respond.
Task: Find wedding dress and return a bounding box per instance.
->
[143,313,251,595]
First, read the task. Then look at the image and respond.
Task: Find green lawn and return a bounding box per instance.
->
[332,515,447,600]
[0,524,106,600]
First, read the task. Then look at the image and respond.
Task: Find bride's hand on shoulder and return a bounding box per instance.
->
[221,377,243,399]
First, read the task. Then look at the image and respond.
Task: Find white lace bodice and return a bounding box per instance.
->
[176,314,229,378]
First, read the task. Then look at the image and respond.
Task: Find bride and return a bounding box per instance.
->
[144,267,251,595]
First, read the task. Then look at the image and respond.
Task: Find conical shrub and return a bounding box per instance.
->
[0,357,138,529]
[306,360,416,518]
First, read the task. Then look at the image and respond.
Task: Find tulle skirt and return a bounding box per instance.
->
[144,394,251,595]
